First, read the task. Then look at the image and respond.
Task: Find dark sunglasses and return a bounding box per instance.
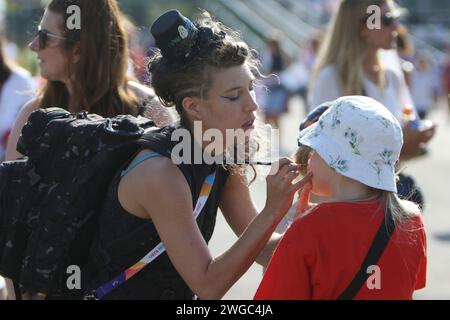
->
[34,26,69,50]
[362,12,399,28]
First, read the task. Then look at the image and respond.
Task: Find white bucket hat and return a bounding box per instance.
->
[298,96,403,192]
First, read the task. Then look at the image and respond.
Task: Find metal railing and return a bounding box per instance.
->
[203,0,304,58]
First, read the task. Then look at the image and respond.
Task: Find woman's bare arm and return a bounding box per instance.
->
[119,157,309,299]
[218,173,283,267]
[5,98,40,161]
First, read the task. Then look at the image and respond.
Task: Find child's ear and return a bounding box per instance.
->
[181,96,202,120]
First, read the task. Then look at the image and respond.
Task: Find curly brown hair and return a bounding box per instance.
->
[148,12,261,128]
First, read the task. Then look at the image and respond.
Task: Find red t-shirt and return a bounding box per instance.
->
[254,200,427,300]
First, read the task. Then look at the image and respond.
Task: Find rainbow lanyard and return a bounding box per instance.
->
[85,170,217,300]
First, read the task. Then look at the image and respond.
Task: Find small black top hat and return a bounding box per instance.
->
[150,10,200,62]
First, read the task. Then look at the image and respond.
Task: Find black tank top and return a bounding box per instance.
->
[83,126,230,299]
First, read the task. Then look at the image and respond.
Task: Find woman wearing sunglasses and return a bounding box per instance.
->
[3,0,172,299]
[5,0,173,161]
[306,0,435,206]
[309,0,407,118]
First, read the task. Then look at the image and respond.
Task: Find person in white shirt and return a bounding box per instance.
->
[0,46,36,160]
[0,275,5,300]
[308,0,435,162]
[410,54,439,119]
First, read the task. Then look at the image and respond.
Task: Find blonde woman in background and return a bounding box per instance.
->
[308,0,435,163]
[305,0,437,213]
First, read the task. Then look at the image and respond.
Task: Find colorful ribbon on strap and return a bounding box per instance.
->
[85,170,217,300]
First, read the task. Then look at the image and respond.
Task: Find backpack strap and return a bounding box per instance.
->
[84,160,217,300]
[337,208,395,300]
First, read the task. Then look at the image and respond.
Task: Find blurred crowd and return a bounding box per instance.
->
[256,22,450,131]
[1,0,450,300]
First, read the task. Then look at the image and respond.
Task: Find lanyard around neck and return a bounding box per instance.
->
[85,169,217,300]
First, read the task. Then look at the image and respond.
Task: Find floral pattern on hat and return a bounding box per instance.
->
[378,148,394,166]
[370,148,395,184]
[330,104,344,129]
[344,128,363,155]
[329,155,348,172]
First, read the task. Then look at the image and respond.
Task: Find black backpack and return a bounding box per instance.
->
[0,107,163,298]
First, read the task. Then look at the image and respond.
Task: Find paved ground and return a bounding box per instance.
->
[209,96,450,300]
